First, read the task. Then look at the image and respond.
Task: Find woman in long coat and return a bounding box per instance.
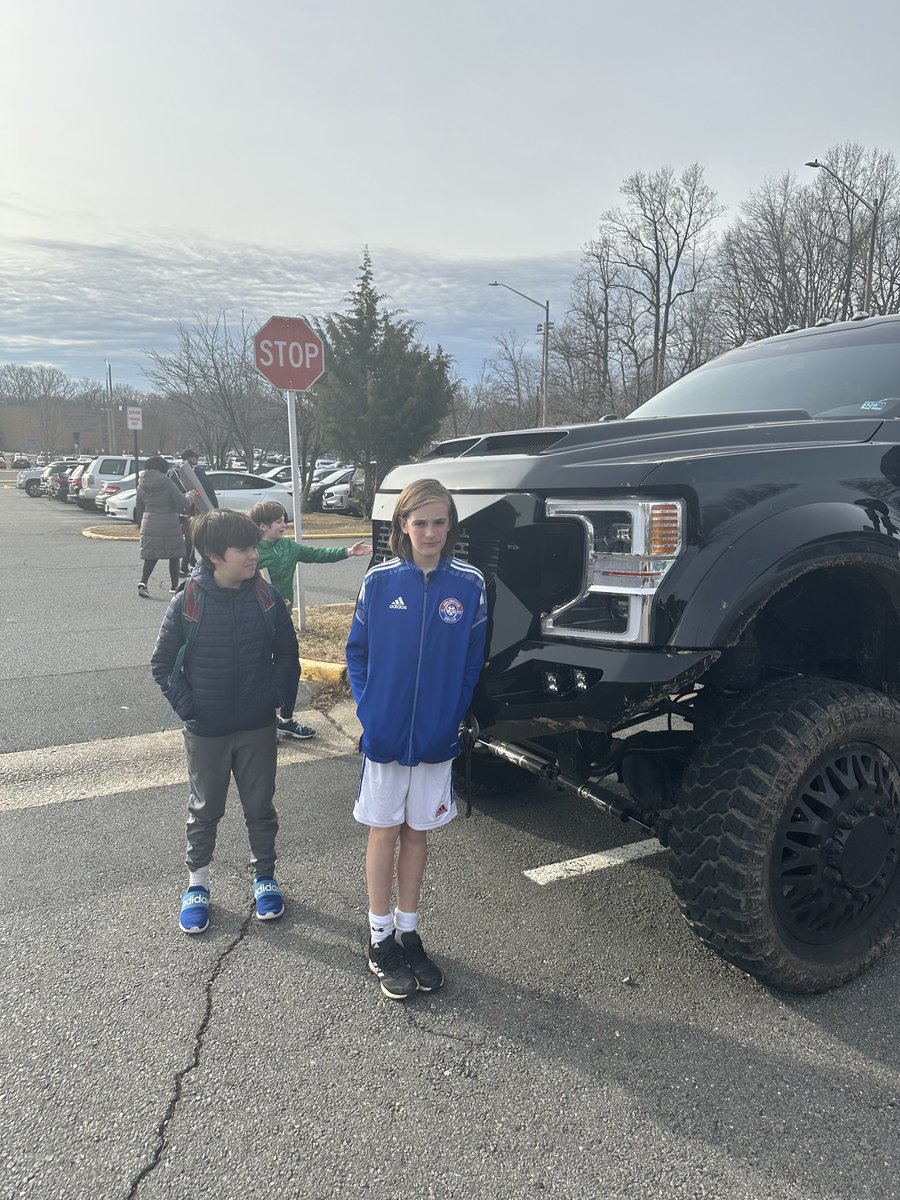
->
[136,456,195,597]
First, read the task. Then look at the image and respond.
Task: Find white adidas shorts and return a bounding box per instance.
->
[354,757,456,831]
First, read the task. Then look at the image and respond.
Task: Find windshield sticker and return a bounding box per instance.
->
[861,400,890,410]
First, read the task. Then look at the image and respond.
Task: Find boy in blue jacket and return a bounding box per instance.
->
[346,479,487,1000]
[150,510,300,934]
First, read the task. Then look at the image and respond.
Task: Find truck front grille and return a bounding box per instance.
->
[372,520,500,582]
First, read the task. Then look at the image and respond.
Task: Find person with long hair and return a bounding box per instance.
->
[136,456,195,596]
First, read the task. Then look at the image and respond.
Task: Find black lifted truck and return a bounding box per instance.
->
[371,313,900,994]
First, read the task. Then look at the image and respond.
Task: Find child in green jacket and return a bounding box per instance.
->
[249,499,371,739]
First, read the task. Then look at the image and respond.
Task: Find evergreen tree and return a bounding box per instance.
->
[313,251,455,497]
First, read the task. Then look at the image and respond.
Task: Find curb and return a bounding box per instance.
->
[83,526,133,540]
[81,526,362,542]
[301,658,348,684]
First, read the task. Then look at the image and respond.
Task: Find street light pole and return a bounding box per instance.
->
[489,281,551,426]
[805,158,881,313]
[104,359,115,451]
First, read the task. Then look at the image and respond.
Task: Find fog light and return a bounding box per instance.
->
[543,671,562,695]
[573,669,589,691]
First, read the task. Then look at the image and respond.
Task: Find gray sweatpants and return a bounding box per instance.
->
[183,723,278,876]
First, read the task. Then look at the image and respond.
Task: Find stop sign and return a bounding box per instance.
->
[254,316,325,391]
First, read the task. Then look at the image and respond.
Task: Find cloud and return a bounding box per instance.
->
[0,222,580,389]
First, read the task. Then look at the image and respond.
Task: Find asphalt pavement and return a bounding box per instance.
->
[2,482,900,1200]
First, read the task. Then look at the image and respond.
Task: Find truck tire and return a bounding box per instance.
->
[24,479,41,497]
[669,676,900,993]
[452,750,533,798]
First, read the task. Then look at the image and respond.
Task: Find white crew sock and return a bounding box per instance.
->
[394,908,418,938]
[188,867,209,889]
[369,911,393,945]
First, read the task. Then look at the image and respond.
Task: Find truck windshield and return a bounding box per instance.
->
[628,323,900,421]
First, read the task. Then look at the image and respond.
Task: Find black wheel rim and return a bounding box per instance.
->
[773,741,900,945]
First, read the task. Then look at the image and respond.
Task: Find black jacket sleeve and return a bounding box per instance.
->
[271,597,300,706]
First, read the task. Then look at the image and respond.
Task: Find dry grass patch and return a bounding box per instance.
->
[294,602,354,663]
[296,512,369,538]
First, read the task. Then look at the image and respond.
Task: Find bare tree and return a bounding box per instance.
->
[480,332,541,430]
[0,363,78,455]
[716,144,900,341]
[144,312,285,469]
[600,163,723,396]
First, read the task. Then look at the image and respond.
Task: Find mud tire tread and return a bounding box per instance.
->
[669,676,900,993]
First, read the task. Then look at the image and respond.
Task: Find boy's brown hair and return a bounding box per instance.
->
[389,478,458,559]
[248,500,288,528]
[191,509,261,565]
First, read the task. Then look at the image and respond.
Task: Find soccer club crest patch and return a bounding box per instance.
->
[438,597,464,624]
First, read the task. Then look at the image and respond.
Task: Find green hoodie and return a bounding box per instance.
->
[256,536,348,607]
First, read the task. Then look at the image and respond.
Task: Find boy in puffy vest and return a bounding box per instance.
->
[150,510,300,934]
[346,479,487,1000]
[249,499,370,741]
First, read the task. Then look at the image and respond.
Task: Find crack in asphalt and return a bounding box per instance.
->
[402,1009,487,1049]
[124,903,255,1200]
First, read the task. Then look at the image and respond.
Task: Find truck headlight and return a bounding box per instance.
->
[542,499,684,644]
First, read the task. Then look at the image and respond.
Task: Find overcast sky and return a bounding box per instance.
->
[2,0,899,389]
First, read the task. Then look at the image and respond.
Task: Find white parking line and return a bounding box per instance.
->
[524,838,664,885]
[0,715,354,814]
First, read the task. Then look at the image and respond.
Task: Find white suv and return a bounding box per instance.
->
[80,455,142,508]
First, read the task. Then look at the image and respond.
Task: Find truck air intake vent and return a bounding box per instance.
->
[422,438,482,459]
[462,431,569,456]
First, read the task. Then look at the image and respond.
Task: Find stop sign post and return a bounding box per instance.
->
[254,316,326,632]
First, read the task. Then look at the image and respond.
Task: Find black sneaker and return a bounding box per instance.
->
[397,930,444,992]
[367,937,418,1001]
[277,718,316,740]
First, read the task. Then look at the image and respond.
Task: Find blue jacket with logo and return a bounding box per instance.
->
[346,555,487,765]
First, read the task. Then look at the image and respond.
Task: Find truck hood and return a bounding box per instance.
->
[375,411,883,518]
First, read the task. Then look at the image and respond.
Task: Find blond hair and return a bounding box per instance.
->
[388,478,458,560]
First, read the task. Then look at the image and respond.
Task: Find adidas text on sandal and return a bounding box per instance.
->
[253,875,285,921]
[179,886,210,934]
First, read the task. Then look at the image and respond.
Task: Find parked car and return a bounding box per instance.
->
[0,455,7,469]
[321,483,351,512]
[306,466,354,512]
[259,463,342,487]
[10,456,31,468]
[96,473,138,510]
[80,455,141,508]
[322,467,369,517]
[17,466,47,497]
[65,463,88,505]
[47,464,78,501]
[347,467,372,516]
[38,460,80,497]
[260,464,298,485]
[107,470,295,522]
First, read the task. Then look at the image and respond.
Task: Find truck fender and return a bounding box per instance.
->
[670,500,900,647]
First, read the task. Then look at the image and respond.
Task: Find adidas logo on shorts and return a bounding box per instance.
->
[388,596,407,610]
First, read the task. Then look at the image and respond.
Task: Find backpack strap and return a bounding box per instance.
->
[167,578,203,687]
[161,580,204,731]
